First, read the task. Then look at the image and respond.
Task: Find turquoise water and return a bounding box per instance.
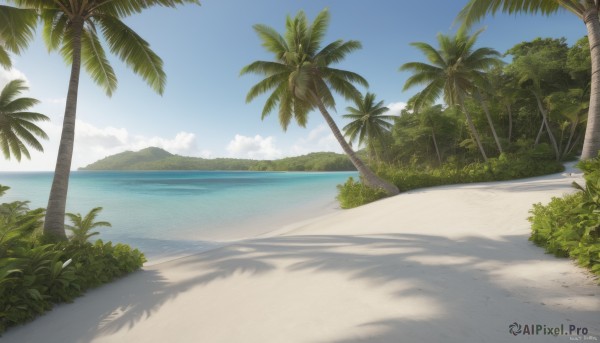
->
[0,171,357,261]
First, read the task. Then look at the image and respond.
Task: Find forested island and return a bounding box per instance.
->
[78,147,356,171]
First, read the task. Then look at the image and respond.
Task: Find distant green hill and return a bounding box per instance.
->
[79,147,356,171]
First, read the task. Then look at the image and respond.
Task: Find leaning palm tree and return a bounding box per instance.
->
[4,0,198,240]
[400,29,501,162]
[0,5,37,69]
[342,92,395,162]
[0,79,49,161]
[241,9,399,195]
[458,0,600,159]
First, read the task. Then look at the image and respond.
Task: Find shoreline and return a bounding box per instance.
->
[145,162,583,266]
[3,166,599,343]
[143,195,343,266]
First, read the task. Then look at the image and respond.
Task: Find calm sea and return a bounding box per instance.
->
[0,171,357,262]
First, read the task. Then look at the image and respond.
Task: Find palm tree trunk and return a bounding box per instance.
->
[43,17,85,240]
[476,90,503,153]
[581,8,600,159]
[431,128,442,166]
[534,117,544,146]
[567,129,583,156]
[506,104,513,143]
[312,96,399,195]
[563,120,579,159]
[533,91,560,160]
[459,95,488,162]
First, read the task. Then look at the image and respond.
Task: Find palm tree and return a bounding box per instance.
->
[65,207,111,244]
[473,87,504,153]
[241,9,399,195]
[458,0,600,159]
[342,92,395,162]
[0,5,37,69]
[509,52,562,159]
[5,0,198,240]
[400,29,502,162]
[0,79,49,161]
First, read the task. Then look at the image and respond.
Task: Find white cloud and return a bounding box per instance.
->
[290,123,343,155]
[73,126,211,167]
[226,134,282,160]
[385,101,407,116]
[0,67,29,87]
[45,97,66,106]
[76,121,129,148]
[1,117,213,171]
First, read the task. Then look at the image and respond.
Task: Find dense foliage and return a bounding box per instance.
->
[336,177,388,209]
[0,187,146,333]
[337,153,564,208]
[249,152,354,171]
[80,147,356,172]
[337,35,590,207]
[529,156,600,278]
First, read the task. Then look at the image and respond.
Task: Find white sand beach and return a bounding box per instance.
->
[3,167,599,343]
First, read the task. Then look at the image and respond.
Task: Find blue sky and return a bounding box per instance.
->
[1,0,586,171]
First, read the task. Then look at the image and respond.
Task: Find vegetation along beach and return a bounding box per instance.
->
[1,1,599,342]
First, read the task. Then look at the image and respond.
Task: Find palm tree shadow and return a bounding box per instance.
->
[3,233,597,343]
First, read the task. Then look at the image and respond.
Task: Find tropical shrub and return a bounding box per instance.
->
[337,177,388,209]
[529,156,600,278]
[65,207,112,243]
[338,153,564,208]
[0,187,146,333]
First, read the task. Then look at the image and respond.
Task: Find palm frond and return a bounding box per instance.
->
[305,7,329,56]
[261,82,286,119]
[292,96,311,127]
[41,9,68,53]
[240,60,289,77]
[82,25,118,96]
[12,124,44,151]
[253,24,289,57]
[91,0,200,18]
[0,79,48,161]
[0,5,37,54]
[457,0,563,28]
[410,42,446,67]
[0,79,28,106]
[245,72,288,103]
[0,45,11,69]
[3,97,40,112]
[278,89,293,131]
[97,15,165,95]
[315,40,362,66]
[412,78,445,110]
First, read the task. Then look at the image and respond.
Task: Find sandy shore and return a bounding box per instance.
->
[3,166,599,343]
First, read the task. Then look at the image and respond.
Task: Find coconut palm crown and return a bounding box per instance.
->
[0,79,49,161]
[400,29,502,161]
[241,8,399,195]
[342,92,395,161]
[457,0,600,159]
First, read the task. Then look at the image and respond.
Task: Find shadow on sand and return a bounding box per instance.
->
[3,233,598,343]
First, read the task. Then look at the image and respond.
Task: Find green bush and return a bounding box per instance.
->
[336,177,387,209]
[338,153,564,208]
[529,156,600,278]
[0,187,146,334]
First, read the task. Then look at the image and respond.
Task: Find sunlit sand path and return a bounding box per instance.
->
[3,164,599,343]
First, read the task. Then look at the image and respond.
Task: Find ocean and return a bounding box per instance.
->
[0,171,357,262]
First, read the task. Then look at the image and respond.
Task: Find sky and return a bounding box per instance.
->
[0,0,586,171]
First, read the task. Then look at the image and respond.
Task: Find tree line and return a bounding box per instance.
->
[359,34,591,168]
